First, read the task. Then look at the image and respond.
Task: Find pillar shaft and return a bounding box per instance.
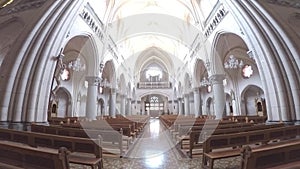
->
[120,94,126,116]
[210,74,226,119]
[126,98,132,116]
[85,76,99,120]
[178,98,183,115]
[193,88,200,117]
[109,88,116,118]
[184,94,190,116]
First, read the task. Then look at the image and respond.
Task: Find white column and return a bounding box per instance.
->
[199,96,203,116]
[184,94,190,116]
[104,96,109,116]
[210,74,226,119]
[199,89,204,116]
[134,99,138,115]
[178,98,183,115]
[85,76,99,120]
[189,93,194,116]
[109,88,116,118]
[232,100,238,116]
[171,99,175,114]
[136,99,141,115]
[126,98,132,116]
[141,98,145,115]
[76,99,80,117]
[175,100,179,114]
[193,88,200,117]
[164,98,168,114]
[120,94,126,116]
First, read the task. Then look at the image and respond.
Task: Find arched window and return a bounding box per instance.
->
[242,64,254,78]
[145,96,164,111]
[146,67,162,82]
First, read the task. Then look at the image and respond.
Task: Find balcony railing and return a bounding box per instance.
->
[137,81,172,89]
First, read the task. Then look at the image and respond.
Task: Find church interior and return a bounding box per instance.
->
[0,0,300,168]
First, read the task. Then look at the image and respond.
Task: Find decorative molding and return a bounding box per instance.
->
[79,3,104,39]
[85,76,100,86]
[204,5,227,38]
[209,74,225,85]
[80,3,121,62]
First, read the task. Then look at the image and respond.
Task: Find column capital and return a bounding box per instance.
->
[209,74,225,84]
[193,87,200,93]
[85,76,100,86]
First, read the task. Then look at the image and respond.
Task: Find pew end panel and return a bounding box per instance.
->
[0,142,70,169]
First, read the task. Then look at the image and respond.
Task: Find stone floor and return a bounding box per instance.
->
[71,118,241,169]
[71,156,240,169]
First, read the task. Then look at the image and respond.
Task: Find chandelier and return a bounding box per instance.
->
[224,55,244,69]
[68,58,85,72]
[223,35,244,69]
[200,77,210,87]
[100,78,111,88]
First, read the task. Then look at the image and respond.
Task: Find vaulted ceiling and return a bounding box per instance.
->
[104,0,201,62]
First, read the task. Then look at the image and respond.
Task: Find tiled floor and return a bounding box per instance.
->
[72,118,241,169]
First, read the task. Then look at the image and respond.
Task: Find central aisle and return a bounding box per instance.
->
[96,118,241,169]
[126,118,181,159]
[123,117,187,168]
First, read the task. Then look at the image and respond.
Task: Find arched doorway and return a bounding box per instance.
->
[98,98,105,116]
[49,34,98,119]
[143,94,167,117]
[56,88,72,117]
[241,85,265,116]
[225,93,233,116]
[206,97,213,116]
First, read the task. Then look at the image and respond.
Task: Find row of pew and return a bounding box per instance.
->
[0,127,102,169]
[160,114,300,169]
[45,115,149,157]
[0,141,70,169]
[0,115,149,169]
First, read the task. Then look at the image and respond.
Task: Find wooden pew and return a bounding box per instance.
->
[177,122,255,141]
[0,141,69,169]
[240,139,300,169]
[201,125,300,169]
[104,119,139,135]
[170,119,235,139]
[31,123,126,157]
[62,120,136,140]
[0,128,103,169]
[97,115,149,134]
[222,115,267,123]
[186,123,285,157]
[48,117,79,125]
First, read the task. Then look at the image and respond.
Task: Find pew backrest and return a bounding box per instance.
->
[0,141,70,169]
[0,128,102,159]
[241,139,300,169]
[203,125,300,154]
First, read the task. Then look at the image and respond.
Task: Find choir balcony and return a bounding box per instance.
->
[137,81,172,89]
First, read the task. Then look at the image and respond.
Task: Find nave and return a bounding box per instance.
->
[1,1,300,168]
[2,114,300,169]
[73,118,240,169]
[0,117,241,169]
